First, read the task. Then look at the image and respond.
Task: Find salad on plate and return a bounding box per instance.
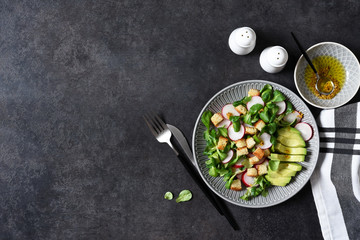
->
[201,84,313,200]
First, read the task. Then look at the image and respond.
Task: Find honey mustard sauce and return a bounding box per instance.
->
[304,56,346,99]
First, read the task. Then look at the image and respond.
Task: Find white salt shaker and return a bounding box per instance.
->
[259,46,288,73]
[228,27,256,55]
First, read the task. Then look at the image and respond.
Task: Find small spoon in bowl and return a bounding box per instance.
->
[291,32,335,95]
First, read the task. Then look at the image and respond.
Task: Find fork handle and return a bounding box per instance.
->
[175,151,239,230]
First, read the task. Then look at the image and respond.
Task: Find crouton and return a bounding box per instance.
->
[254,119,266,131]
[249,155,260,165]
[248,89,260,97]
[235,104,247,115]
[247,168,258,177]
[211,113,224,127]
[230,179,242,191]
[245,127,257,135]
[263,148,271,158]
[246,137,256,149]
[237,147,248,157]
[257,164,268,176]
[217,136,228,150]
[253,147,265,160]
[235,139,246,148]
[226,112,233,119]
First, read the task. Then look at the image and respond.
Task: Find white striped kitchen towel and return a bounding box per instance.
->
[310,102,360,240]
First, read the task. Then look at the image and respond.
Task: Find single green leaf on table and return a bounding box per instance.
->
[176,190,192,203]
[201,110,213,129]
[164,192,173,200]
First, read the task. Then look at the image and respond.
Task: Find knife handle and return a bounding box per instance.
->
[176,151,239,230]
[176,152,223,212]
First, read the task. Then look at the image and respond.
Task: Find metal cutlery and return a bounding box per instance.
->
[143,112,239,230]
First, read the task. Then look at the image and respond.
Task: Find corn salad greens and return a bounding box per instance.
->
[164,192,173,200]
[201,84,309,201]
[176,190,192,203]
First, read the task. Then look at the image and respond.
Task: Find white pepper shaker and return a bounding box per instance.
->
[228,27,256,55]
[259,46,288,73]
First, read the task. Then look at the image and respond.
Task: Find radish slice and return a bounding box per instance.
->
[255,157,269,169]
[256,157,266,165]
[233,164,243,169]
[236,172,244,180]
[244,123,254,128]
[275,101,286,115]
[216,119,231,128]
[234,156,247,168]
[222,104,240,120]
[255,159,269,169]
[241,170,258,187]
[222,150,234,164]
[247,96,265,110]
[256,133,272,149]
[262,159,269,167]
[227,123,245,141]
[295,122,313,141]
[283,111,302,124]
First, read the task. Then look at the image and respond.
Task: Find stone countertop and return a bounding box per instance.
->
[0,1,359,239]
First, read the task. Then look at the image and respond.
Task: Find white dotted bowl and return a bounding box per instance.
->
[294,42,360,109]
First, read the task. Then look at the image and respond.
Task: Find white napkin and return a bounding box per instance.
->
[310,102,360,240]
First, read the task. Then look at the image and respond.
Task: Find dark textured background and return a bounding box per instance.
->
[0,0,359,239]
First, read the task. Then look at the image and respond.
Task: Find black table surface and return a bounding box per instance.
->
[1,0,360,239]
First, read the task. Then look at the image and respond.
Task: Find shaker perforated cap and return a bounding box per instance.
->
[266,46,288,67]
[234,27,256,47]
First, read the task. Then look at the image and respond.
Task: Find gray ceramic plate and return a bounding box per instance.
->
[192,80,319,208]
